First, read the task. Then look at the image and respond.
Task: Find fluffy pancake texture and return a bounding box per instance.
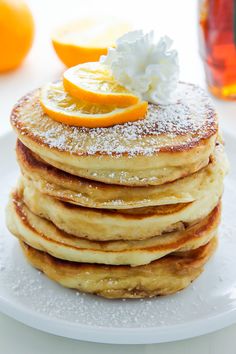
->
[20,239,217,299]
[11,82,218,186]
[6,79,227,299]
[16,140,227,209]
[7,190,220,266]
[20,177,222,241]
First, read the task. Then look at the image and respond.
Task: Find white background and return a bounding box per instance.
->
[1,0,236,352]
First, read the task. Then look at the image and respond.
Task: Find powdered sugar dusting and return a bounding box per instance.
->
[0,149,234,336]
[11,82,217,157]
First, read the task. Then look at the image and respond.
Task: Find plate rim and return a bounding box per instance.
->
[1,292,236,344]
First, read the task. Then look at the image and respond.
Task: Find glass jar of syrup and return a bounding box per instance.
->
[199,0,236,100]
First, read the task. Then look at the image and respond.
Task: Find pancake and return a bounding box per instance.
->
[11,82,218,186]
[6,190,220,266]
[16,140,228,209]
[20,238,217,298]
[20,177,222,241]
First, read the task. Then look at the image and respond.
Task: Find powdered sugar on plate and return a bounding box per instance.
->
[0,131,236,344]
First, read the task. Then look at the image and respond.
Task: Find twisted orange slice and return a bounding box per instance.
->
[40,82,148,128]
[63,62,139,106]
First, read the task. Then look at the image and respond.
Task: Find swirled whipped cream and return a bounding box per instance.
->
[100,30,179,105]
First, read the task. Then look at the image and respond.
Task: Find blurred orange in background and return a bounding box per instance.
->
[0,0,34,72]
[51,18,131,67]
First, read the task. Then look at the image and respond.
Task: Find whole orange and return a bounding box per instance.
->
[0,0,34,72]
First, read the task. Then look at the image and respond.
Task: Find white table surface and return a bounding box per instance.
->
[1,0,236,352]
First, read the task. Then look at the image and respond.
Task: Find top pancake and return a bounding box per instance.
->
[11,82,218,186]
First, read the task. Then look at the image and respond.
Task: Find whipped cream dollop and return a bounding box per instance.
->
[100,30,179,105]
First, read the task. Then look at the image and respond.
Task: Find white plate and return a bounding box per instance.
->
[0,131,236,345]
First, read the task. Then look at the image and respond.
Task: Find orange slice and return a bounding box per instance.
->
[52,18,131,67]
[40,82,148,128]
[63,62,139,106]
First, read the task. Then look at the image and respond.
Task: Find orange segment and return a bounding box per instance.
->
[40,82,148,128]
[51,18,131,67]
[63,62,139,106]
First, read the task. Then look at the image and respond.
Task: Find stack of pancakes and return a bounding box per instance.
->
[6,82,228,299]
